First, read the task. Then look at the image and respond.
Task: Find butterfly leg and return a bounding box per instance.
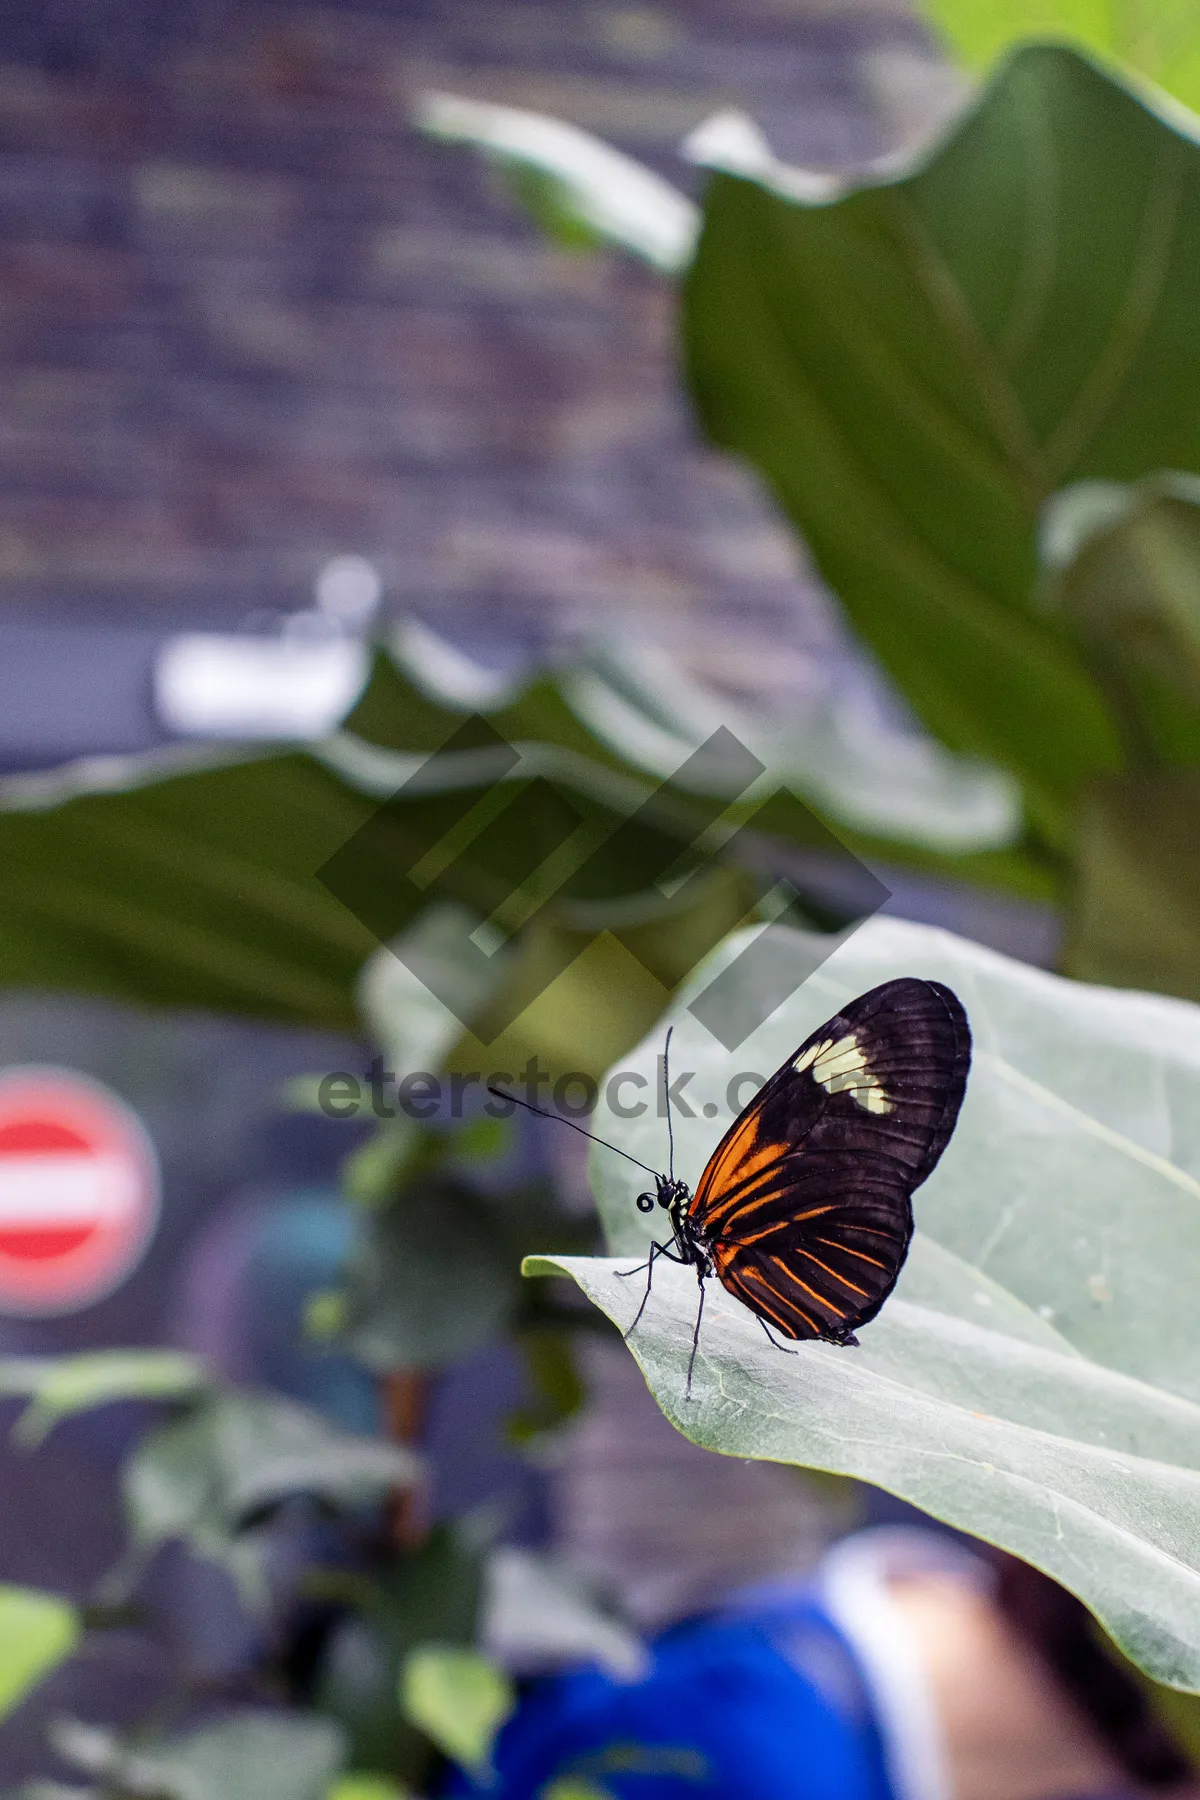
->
[622,1240,666,1340]
[685,1269,707,1399]
[758,1317,799,1356]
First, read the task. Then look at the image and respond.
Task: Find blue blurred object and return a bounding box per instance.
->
[450,1589,891,1800]
[243,1188,380,1435]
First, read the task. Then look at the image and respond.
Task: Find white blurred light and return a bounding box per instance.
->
[315,554,383,629]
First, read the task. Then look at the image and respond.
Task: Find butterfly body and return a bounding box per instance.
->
[623,977,971,1389]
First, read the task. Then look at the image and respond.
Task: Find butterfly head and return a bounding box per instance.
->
[635,1172,691,1223]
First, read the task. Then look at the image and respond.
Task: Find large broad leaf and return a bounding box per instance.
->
[0,1586,79,1719]
[373,622,1024,861]
[683,45,1200,847]
[0,629,1041,1057]
[528,914,1200,1688]
[918,0,1200,117]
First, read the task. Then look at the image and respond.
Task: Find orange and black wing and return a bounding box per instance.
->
[690,978,970,1344]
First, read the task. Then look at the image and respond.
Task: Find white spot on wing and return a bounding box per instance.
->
[796,1031,893,1114]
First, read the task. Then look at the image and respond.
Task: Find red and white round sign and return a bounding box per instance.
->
[0,1070,160,1315]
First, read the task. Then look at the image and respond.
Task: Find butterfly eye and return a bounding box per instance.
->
[636,1193,655,1214]
[658,1192,672,1209]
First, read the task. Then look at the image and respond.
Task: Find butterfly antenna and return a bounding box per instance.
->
[663,1025,675,1184]
[487,1085,660,1179]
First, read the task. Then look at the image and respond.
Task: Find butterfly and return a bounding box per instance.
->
[490,977,970,1395]
[619,977,971,1391]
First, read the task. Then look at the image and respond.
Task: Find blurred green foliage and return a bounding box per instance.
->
[920,0,1200,113]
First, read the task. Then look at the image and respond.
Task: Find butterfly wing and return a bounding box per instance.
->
[690,978,970,1344]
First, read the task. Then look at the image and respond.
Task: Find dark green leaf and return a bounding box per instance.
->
[684,46,1200,843]
[343,1178,517,1370]
[315,1524,482,1782]
[1043,472,1200,749]
[1063,767,1200,1001]
[0,632,1039,1046]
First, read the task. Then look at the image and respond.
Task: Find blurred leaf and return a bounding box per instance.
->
[530,913,1200,1689]
[1037,476,1200,997]
[283,1074,338,1115]
[326,1779,414,1800]
[0,1351,210,1449]
[341,1114,514,1213]
[919,0,1200,114]
[413,92,698,273]
[55,1710,345,1800]
[0,624,1040,1068]
[0,1588,79,1719]
[306,1289,351,1341]
[540,1785,615,1800]
[125,1390,421,1599]
[1139,1676,1200,1769]
[481,1546,646,1681]
[1043,473,1200,742]
[344,1178,517,1370]
[344,1175,584,1371]
[1063,768,1200,1001]
[506,1328,585,1446]
[315,1525,482,1782]
[400,1646,514,1776]
[683,46,1200,846]
[571,628,1022,855]
[357,902,511,1084]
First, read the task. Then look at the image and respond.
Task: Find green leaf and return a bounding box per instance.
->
[539,1784,616,1800]
[124,1390,421,1599]
[344,1175,583,1371]
[399,1646,514,1776]
[326,1779,413,1800]
[412,92,698,272]
[918,0,1200,115]
[0,626,1040,1059]
[1063,767,1200,1001]
[505,1328,586,1446]
[573,629,1022,856]
[0,1351,210,1448]
[1036,475,1200,998]
[344,1178,518,1370]
[54,1710,345,1800]
[314,1523,483,1782]
[0,1587,79,1719]
[1042,472,1200,746]
[528,913,1200,1689]
[683,45,1200,845]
